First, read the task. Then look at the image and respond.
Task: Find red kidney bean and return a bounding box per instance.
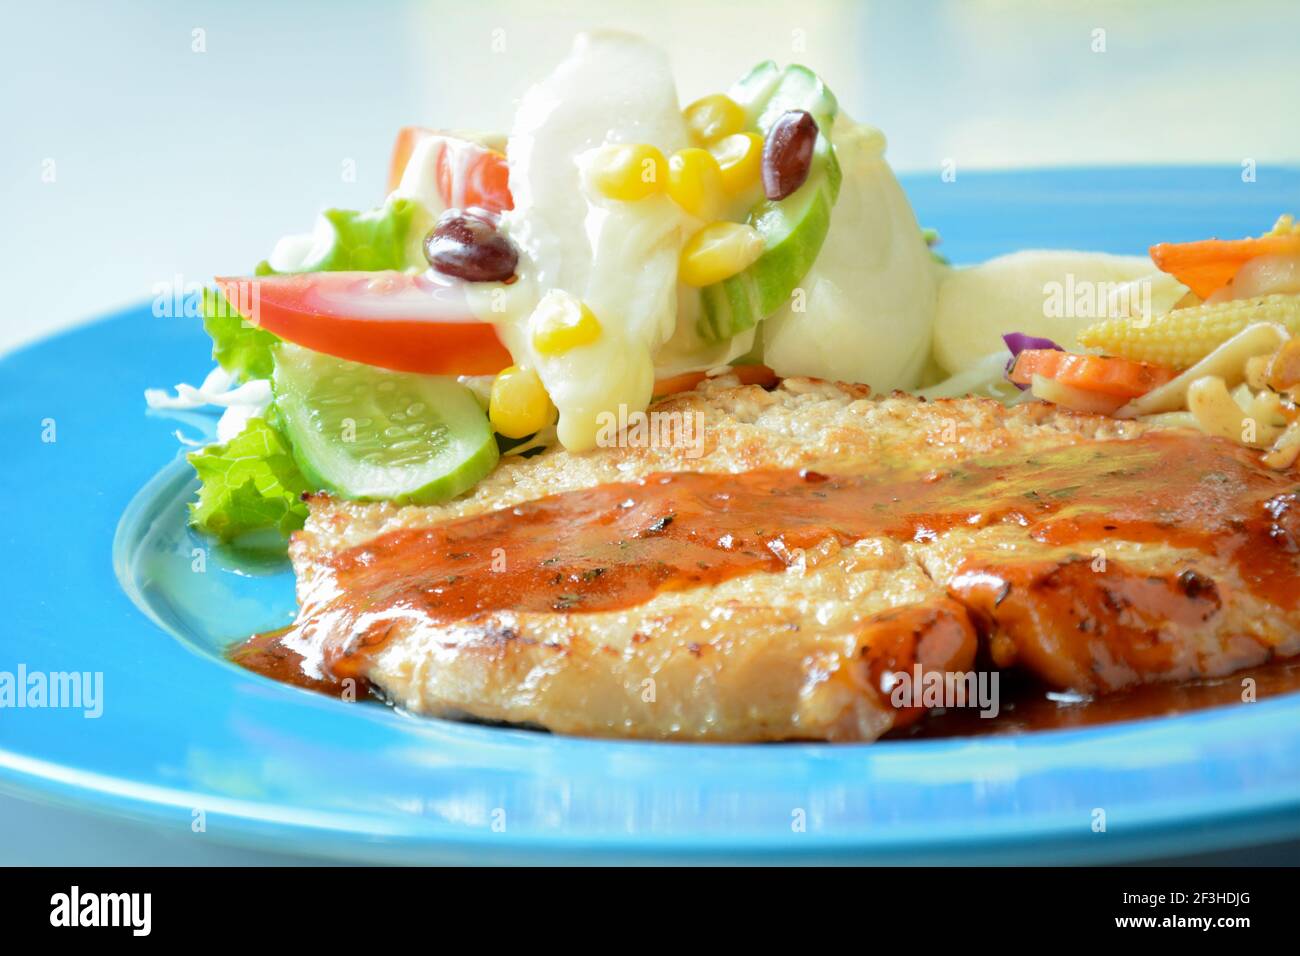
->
[424,209,519,282]
[762,110,818,201]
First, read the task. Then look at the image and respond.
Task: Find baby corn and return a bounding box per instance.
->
[1078,293,1300,368]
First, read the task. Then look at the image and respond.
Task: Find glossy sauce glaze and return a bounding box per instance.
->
[896,658,1300,738]
[233,430,1300,729]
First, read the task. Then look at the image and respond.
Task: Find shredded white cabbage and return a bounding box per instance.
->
[917,350,1018,401]
[145,366,272,444]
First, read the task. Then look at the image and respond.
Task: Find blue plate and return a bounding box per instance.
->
[3,167,1300,864]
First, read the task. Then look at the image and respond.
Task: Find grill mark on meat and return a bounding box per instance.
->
[310,434,1293,645]
[230,382,1300,740]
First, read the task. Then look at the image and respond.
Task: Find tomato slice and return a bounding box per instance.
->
[1009,349,1175,399]
[438,139,512,214]
[387,126,432,193]
[215,272,513,376]
[386,127,513,214]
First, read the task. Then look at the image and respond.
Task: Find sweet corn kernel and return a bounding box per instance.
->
[531,290,603,355]
[679,222,765,287]
[667,148,724,219]
[684,94,745,144]
[587,143,666,201]
[489,366,554,439]
[709,132,764,195]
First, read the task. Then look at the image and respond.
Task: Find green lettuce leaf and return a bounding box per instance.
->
[190,196,430,543]
[255,195,427,275]
[202,287,278,381]
[187,417,311,541]
[219,196,429,376]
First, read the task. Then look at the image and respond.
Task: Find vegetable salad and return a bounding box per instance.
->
[148,30,1299,551]
[151,32,937,544]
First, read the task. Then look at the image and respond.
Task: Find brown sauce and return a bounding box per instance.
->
[229,627,359,696]
[896,658,1300,738]
[232,431,1300,733]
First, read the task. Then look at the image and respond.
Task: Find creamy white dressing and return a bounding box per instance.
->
[762,118,937,390]
[267,219,333,273]
[389,32,946,449]
[304,270,477,321]
[392,135,451,219]
[391,134,503,217]
[483,32,698,450]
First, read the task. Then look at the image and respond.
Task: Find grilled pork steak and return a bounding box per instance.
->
[254,376,1300,741]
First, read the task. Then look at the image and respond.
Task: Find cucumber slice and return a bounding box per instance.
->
[754,65,838,134]
[698,64,842,342]
[273,344,499,504]
[728,60,781,120]
[729,62,838,132]
[698,135,842,341]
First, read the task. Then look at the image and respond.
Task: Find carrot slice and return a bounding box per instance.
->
[1150,234,1300,299]
[1009,350,1175,399]
[653,364,778,397]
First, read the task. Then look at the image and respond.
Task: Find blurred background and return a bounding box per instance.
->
[3,0,1299,354]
